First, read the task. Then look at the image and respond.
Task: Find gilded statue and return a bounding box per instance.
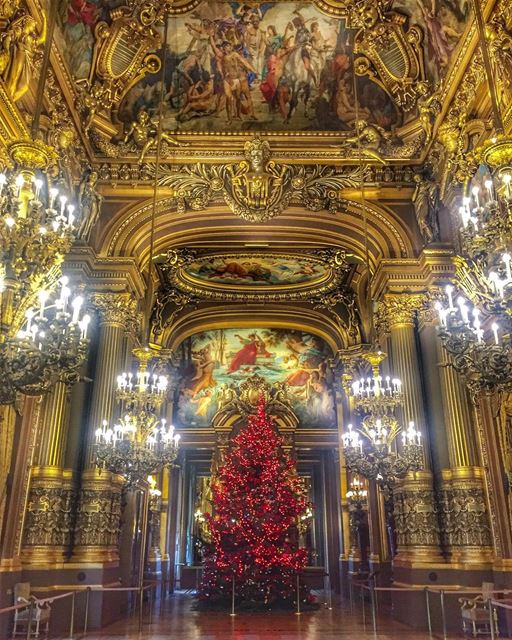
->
[417,81,442,143]
[77,170,103,241]
[0,11,46,102]
[343,119,389,163]
[487,16,512,99]
[412,174,440,244]
[0,0,20,22]
[123,110,188,164]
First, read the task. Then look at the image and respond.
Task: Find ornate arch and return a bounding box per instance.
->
[97,198,416,266]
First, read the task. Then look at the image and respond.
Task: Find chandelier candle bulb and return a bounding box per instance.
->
[472,185,480,208]
[446,285,454,310]
[503,173,512,199]
[503,253,512,281]
[492,323,500,344]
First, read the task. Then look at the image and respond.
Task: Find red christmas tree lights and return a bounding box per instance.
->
[199,397,312,609]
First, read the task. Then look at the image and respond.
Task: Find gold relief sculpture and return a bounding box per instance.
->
[353,7,426,111]
[22,469,76,563]
[438,468,494,562]
[77,1,168,134]
[393,472,442,561]
[213,374,295,423]
[158,137,368,221]
[0,10,46,103]
[91,292,138,328]
[122,110,189,164]
[376,293,426,334]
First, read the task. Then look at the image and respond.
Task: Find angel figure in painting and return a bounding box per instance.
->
[123,110,189,164]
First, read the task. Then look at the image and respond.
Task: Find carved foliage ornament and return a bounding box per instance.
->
[158,138,369,221]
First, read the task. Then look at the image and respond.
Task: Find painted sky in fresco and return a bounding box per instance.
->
[185,256,329,286]
[175,328,336,428]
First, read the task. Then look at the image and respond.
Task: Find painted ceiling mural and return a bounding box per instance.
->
[56,0,470,135]
[184,255,330,287]
[174,328,336,428]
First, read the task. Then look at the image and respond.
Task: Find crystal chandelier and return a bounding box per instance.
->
[343,369,423,495]
[434,284,511,394]
[350,374,403,415]
[0,271,90,404]
[346,476,368,506]
[433,0,512,395]
[342,420,423,496]
[94,351,179,486]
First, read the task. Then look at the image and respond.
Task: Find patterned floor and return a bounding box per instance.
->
[69,591,463,639]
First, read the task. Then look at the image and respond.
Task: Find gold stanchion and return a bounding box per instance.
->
[138,486,150,633]
[229,575,236,617]
[295,573,301,616]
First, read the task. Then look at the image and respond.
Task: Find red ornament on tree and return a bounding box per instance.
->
[199,397,312,609]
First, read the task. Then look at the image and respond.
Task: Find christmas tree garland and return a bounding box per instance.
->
[198,397,316,610]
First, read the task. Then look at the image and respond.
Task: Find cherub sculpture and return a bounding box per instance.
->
[123,110,189,163]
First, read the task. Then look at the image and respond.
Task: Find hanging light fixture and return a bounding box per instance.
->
[434,0,512,395]
[0,2,90,405]
[94,348,179,487]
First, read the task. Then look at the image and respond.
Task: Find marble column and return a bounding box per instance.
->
[378,294,442,565]
[418,307,493,566]
[73,292,137,564]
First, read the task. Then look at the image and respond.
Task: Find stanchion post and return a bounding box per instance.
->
[489,601,496,640]
[327,573,332,610]
[138,486,150,633]
[440,590,447,640]
[361,585,366,625]
[25,600,35,640]
[425,588,432,636]
[370,583,377,633]
[349,579,354,613]
[84,587,91,635]
[68,591,76,639]
[149,586,153,625]
[295,573,301,616]
[230,575,236,617]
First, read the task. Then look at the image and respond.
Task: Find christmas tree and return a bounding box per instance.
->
[199,397,312,609]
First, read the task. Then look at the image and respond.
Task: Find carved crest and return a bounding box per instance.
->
[354,12,425,111]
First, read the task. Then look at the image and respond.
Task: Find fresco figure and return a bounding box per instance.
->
[175,328,336,428]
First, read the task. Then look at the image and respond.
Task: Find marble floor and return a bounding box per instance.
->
[71,591,462,640]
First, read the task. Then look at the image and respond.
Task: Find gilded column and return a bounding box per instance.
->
[334,378,352,566]
[73,292,137,564]
[22,383,76,565]
[378,294,442,564]
[418,305,493,565]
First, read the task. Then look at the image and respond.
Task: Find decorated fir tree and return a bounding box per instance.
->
[199,397,312,609]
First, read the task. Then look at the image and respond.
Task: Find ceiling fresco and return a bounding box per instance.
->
[174,328,336,428]
[54,0,471,149]
[183,254,331,288]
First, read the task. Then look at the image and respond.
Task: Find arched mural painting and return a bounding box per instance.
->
[174,328,336,428]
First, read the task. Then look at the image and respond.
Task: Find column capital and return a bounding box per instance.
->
[376,293,426,333]
[91,292,138,329]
